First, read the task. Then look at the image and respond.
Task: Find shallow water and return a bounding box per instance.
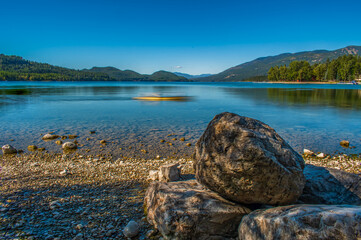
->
[1,81,361,158]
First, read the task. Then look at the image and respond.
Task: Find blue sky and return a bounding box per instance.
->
[1,0,361,74]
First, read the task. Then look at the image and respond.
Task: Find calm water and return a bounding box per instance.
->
[1,81,361,158]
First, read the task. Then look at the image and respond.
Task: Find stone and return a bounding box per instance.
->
[68,135,78,139]
[100,140,106,144]
[123,220,139,238]
[145,180,251,240]
[55,140,63,145]
[158,163,181,182]
[298,164,361,205]
[316,152,325,158]
[303,149,314,155]
[340,140,350,148]
[180,137,185,141]
[72,233,83,240]
[62,142,77,150]
[238,204,361,240]
[42,133,59,140]
[194,112,306,205]
[148,170,159,181]
[27,145,38,151]
[2,144,17,154]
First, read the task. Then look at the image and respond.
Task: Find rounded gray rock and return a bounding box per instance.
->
[62,142,77,150]
[2,144,17,154]
[123,220,139,238]
[194,112,305,205]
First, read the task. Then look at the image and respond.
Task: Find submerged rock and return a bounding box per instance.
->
[298,164,361,205]
[340,140,350,148]
[2,144,17,154]
[238,204,361,240]
[27,145,38,151]
[194,112,305,205]
[62,142,77,150]
[42,133,59,140]
[144,180,251,240]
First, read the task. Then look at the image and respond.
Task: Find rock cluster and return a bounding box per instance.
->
[144,112,361,239]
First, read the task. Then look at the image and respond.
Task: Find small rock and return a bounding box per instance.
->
[60,169,69,176]
[68,135,78,139]
[61,136,67,140]
[172,138,177,140]
[180,137,185,141]
[340,140,350,148]
[158,163,181,182]
[42,133,59,140]
[55,140,63,145]
[316,153,325,158]
[303,149,314,155]
[75,224,83,230]
[186,143,191,147]
[146,229,156,238]
[2,144,17,154]
[62,142,77,150]
[123,220,139,238]
[86,138,90,141]
[38,147,45,151]
[27,145,38,151]
[100,140,106,144]
[90,130,96,134]
[49,201,61,210]
[72,233,83,240]
[148,170,159,181]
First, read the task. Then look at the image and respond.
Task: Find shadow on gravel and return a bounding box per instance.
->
[0,180,150,240]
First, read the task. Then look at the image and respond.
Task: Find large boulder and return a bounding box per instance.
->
[193,112,305,205]
[298,164,361,205]
[144,180,251,240]
[238,204,361,240]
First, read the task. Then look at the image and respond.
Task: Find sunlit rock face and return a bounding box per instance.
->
[193,112,305,205]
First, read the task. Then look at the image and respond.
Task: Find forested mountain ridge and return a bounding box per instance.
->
[196,46,361,82]
[0,54,188,81]
[0,54,111,81]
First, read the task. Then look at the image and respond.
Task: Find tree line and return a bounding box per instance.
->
[0,54,112,81]
[268,55,361,82]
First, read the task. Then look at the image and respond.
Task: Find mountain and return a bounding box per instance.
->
[85,67,188,82]
[173,72,213,79]
[196,46,361,82]
[0,54,187,82]
[0,54,111,81]
[84,67,144,81]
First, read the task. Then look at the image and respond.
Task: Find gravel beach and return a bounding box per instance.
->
[0,150,360,239]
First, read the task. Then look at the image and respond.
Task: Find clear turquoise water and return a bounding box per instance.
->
[1,81,361,157]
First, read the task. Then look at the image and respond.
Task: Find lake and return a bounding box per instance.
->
[1,81,361,158]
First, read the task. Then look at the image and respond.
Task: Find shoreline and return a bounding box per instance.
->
[1,151,360,239]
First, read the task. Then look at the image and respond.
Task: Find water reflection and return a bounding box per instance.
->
[222,87,361,109]
[267,88,361,109]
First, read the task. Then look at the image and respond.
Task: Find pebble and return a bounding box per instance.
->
[123,220,139,238]
[27,145,38,151]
